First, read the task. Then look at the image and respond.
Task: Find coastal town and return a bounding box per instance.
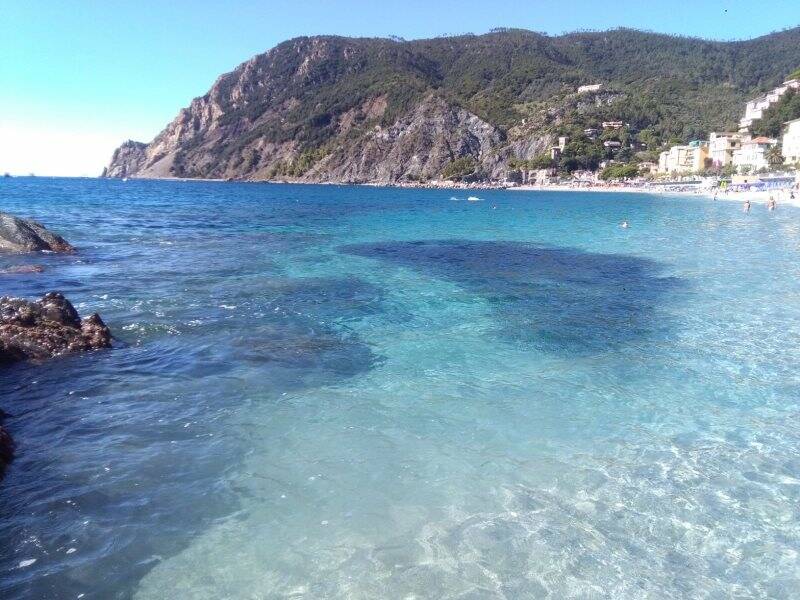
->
[373,74,800,206]
[495,74,800,201]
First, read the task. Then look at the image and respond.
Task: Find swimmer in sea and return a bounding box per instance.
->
[768,195,776,211]
[621,220,629,228]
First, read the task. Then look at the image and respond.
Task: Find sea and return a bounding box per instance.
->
[1,177,799,599]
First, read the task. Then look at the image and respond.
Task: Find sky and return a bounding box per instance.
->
[1,0,798,176]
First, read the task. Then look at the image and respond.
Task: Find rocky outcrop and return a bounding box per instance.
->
[0,292,112,364]
[0,265,44,275]
[305,95,504,183]
[101,140,148,178]
[0,212,75,253]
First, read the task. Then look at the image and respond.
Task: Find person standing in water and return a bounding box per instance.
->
[768,195,777,211]
[744,199,751,213]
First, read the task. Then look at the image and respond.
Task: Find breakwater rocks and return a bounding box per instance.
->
[0,211,75,253]
[0,292,112,364]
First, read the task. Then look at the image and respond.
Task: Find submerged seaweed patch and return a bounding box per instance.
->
[230,276,383,384]
[341,240,679,354]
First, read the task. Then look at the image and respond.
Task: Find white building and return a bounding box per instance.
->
[732,136,777,172]
[658,142,709,174]
[708,132,742,167]
[577,83,602,94]
[739,79,800,132]
[781,118,800,165]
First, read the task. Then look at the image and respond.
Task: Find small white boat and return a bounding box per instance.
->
[467,196,481,202]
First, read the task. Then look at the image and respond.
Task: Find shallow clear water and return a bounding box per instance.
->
[1,178,799,599]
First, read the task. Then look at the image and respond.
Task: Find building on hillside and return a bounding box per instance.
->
[603,140,622,150]
[781,118,800,165]
[658,141,709,174]
[638,161,658,174]
[577,83,602,94]
[583,128,599,139]
[732,136,777,172]
[602,121,625,130]
[532,169,557,185]
[549,136,569,161]
[708,132,742,167]
[739,79,800,132]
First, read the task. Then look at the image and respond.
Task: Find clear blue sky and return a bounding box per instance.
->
[2,0,798,176]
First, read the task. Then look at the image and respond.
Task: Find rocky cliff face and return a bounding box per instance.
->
[302,95,505,183]
[101,141,148,178]
[103,28,800,183]
[104,37,516,183]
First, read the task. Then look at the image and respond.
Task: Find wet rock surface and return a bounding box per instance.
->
[0,292,112,364]
[0,212,75,253]
[0,265,45,275]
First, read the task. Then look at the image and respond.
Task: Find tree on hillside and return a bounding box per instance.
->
[442,156,477,180]
[529,154,555,170]
[766,145,784,166]
[751,89,800,138]
[599,163,639,180]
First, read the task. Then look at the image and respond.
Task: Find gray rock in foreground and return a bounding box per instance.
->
[0,292,112,364]
[0,212,75,253]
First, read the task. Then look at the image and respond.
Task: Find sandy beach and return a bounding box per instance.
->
[510,183,800,207]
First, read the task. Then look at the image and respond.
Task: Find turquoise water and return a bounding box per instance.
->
[1,178,799,598]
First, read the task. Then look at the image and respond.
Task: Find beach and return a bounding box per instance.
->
[511,182,800,207]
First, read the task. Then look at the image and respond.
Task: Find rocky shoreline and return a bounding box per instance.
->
[0,292,112,364]
[0,214,112,481]
[0,211,75,253]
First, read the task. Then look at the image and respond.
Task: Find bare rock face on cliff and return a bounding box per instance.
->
[306,95,503,183]
[101,140,148,179]
[0,212,75,253]
[0,292,112,364]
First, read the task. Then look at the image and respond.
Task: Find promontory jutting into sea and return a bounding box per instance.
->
[3,17,800,599]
